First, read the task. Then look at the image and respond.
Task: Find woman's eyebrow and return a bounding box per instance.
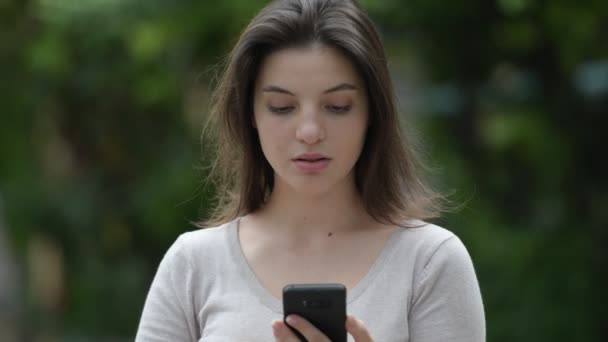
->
[323,83,357,94]
[261,83,357,96]
[261,85,295,96]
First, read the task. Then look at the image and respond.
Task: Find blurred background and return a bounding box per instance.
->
[1,0,607,340]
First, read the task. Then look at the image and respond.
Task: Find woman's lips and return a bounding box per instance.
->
[293,158,330,172]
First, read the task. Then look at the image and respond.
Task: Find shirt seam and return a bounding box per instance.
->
[414,234,456,291]
[172,234,198,342]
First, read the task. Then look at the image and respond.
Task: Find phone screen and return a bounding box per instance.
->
[282,283,347,342]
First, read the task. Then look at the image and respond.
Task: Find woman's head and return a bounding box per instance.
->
[203,0,443,226]
[253,44,369,200]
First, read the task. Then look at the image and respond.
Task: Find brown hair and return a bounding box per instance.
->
[200,0,444,227]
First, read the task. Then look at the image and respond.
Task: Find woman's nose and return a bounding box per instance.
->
[295,110,325,144]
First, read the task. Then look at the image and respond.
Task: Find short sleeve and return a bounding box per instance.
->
[409,235,485,342]
[135,235,199,342]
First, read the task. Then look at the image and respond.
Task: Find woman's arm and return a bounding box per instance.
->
[135,236,199,342]
[409,235,486,342]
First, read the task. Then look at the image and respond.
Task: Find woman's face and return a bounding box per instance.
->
[253,45,369,197]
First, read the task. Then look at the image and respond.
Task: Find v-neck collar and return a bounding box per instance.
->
[227,217,402,313]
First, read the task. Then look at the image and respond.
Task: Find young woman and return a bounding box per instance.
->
[136,0,485,341]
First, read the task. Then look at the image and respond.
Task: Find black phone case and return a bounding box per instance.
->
[282,283,347,342]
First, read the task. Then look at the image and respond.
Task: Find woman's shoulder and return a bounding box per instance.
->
[392,219,471,268]
[163,219,237,264]
[181,219,234,241]
[396,219,455,245]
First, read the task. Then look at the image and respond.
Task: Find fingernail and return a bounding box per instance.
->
[286,315,298,325]
[272,323,280,337]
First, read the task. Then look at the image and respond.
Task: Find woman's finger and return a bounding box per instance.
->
[272,320,301,342]
[285,315,331,342]
[346,315,374,342]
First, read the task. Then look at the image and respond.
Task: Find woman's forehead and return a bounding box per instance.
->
[255,45,365,94]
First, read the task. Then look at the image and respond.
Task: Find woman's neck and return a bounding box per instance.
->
[255,177,371,236]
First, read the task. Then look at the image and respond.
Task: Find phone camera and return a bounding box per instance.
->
[302,299,330,308]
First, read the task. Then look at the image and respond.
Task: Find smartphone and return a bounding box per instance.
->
[282,283,347,342]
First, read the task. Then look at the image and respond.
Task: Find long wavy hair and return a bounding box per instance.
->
[200,0,445,227]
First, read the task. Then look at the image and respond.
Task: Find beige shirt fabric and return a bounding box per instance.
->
[135,218,485,341]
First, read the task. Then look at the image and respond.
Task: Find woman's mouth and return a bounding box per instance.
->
[292,155,331,172]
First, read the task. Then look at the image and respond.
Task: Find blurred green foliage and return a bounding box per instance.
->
[0,0,606,340]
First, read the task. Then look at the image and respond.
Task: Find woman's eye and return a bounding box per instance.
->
[327,105,351,113]
[268,106,294,114]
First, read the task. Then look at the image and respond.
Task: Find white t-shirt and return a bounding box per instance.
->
[135,218,485,341]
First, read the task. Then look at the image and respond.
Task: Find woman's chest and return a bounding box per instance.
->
[198,292,279,341]
[196,276,411,342]
[241,229,396,300]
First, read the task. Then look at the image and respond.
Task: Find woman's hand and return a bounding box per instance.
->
[272,314,373,342]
